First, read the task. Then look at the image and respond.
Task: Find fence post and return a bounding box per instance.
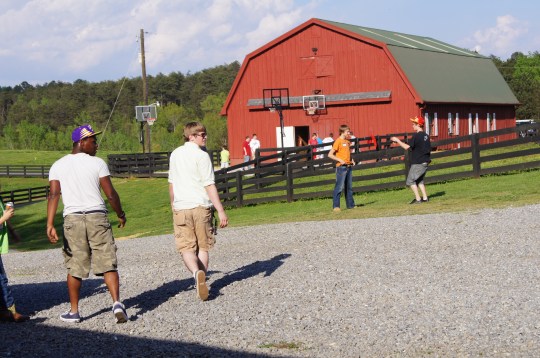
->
[286,163,293,202]
[235,171,243,208]
[471,133,481,177]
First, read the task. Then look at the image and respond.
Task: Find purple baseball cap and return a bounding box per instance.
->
[72,124,102,142]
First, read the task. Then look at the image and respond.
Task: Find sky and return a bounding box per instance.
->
[1,0,539,87]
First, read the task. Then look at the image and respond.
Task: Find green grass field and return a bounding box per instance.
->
[3,168,540,251]
[2,147,540,252]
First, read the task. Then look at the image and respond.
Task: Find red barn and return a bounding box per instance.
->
[221,18,519,164]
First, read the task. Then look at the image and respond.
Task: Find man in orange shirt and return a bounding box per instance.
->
[328,124,356,212]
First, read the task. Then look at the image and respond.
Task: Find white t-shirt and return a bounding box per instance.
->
[249,138,260,153]
[322,137,334,151]
[49,153,109,216]
[168,142,215,210]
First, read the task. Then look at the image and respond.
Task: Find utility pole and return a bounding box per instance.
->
[140,28,151,153]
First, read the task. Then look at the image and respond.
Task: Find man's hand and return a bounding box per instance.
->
[47,225,59,244]
[218,211,228,228]
[117,215,126,228]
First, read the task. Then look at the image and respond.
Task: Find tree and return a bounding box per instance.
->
[200,93,228,150]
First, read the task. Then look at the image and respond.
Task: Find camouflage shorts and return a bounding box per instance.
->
[62,213,118,278]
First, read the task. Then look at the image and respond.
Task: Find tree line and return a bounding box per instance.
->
[0,61,240,152]
[491,51,540,120]
[0,51,539,153]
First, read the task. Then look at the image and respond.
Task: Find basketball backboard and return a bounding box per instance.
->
[263,88,290,110]
[302,95,326,110]
[135,105,158,122]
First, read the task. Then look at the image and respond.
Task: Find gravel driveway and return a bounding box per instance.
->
[2,204,540,357]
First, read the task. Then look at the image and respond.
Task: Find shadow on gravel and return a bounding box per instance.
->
[208,254,291,301]
[11,279,107,314]
[124,278,193,321]
[1,322,288,358]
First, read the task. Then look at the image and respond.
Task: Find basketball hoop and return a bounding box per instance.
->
[147,117,156,126]
[307,105,317,116]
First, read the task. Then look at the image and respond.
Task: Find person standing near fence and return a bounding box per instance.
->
[249,134,260,160]
[322,133,334,154]
[220,145,230,169]
[46,124,128,323]
[0,200,30,323]
[328,125,356,212]
[309,133,319,160]
[242,136,252,169]
[169,122,228,301]
[390,116,431,204]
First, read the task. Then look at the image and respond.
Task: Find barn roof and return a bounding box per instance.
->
[319,19,519,105]
[221,18,518,115]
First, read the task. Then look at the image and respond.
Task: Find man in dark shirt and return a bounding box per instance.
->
[391,116,431,204]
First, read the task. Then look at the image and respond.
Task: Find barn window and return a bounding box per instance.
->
[474,113,479,133]
[434,112,439,136]
[316,56,334,77]
[300,55,334,79]
[487,113,491,131]
[448,113,453,135]
[424,113,430,135]
[468,113,473,135]
[491,113,496,130]
[454,113,459,135]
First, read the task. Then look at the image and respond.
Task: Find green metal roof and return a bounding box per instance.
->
[319,19,519,105]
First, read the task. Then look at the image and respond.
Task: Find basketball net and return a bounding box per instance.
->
[307,106,317,115]
[147,118,156,126]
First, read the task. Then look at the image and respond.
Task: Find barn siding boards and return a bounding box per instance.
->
[222,18,518,164]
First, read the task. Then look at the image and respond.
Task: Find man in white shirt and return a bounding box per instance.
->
[168,122,228,301]
[47,124,128,324]
[249,133,261,160]
[322,133,334,154]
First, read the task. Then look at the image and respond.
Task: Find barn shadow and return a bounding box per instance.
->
[0,321,287,358]
[208,253,291,300]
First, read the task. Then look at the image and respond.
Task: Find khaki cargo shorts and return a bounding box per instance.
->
[62,213,118,278]
[173,206,215,254]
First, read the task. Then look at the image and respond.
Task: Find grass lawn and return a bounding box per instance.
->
[5,168,540,252]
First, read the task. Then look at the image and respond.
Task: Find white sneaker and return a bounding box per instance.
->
[112,301,128,323]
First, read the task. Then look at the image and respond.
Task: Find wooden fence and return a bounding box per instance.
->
[107,150,220,177]
[215,124,540,207]
[2,123,539,208]
[0,165,50,178]
[0,186,50,205]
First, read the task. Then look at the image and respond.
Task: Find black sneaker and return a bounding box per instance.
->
[60,311,81,323]
[421,198,429,202]
[409,199,422,204]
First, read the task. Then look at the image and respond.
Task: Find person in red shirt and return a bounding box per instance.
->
[308,133,319,159]
[242,136,252,170]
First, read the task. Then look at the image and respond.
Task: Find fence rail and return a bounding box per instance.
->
[215,125,540,207]
[0,186,50,205]
[0,165,50,178]
[3,124,539,207]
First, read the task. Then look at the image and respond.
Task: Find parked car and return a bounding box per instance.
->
[516,119,538,137]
